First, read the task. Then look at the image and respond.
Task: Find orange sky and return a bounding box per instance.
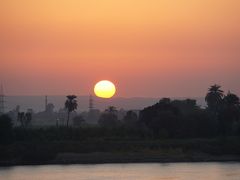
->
[0,0,239,97]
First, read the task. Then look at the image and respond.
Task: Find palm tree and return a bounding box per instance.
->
[65,95,78,127]
[205,84,224,113]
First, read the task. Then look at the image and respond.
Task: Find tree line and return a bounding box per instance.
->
[0,84,240,144]
[94,84,240,138]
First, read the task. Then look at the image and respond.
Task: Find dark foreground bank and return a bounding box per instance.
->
[2,152,240,166]
[1,137,240,166]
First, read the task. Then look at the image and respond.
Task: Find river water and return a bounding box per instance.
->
[0,162,239,180]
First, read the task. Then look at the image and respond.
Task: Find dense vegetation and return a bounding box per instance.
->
[0,84,240,164]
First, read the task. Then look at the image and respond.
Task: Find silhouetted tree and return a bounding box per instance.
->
[205,84,224,115]
[98,106,119,128]
[224,91,240,108]
[172,99,199,115]
[139,98,180,138]
[105,106,117,114]
[73,115,85,127]
[180,109,217,138]
[17,112,32,128]
[218,92,240,135]
[123,111,138,128]
[17,112,25,127]
[65,95,78,127]
[25,112,32,127]
[0,115,13,144]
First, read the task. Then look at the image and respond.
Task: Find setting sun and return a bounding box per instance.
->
[94,80,116,98]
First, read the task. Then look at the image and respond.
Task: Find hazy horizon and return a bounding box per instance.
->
[4,95,207,112]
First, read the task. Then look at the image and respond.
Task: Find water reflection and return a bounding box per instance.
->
[0,162,240,180]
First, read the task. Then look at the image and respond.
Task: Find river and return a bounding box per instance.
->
[0,162,239,180]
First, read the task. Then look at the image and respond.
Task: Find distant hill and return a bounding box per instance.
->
[5,96,206,113]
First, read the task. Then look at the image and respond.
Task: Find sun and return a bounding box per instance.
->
[94,80,116,98]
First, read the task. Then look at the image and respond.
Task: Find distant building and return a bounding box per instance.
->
[32,96,58,126]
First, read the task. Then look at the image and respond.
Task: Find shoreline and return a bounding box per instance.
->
[1,152,240,167]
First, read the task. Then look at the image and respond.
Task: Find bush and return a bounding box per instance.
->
[0,115,13,144]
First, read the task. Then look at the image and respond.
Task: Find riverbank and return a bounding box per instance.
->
[1,136,240,167]
[1,152,240,166]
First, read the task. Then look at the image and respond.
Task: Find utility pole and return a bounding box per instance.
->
[0,84,5,114]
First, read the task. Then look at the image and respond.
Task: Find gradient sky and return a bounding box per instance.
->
[0,0,239,97]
